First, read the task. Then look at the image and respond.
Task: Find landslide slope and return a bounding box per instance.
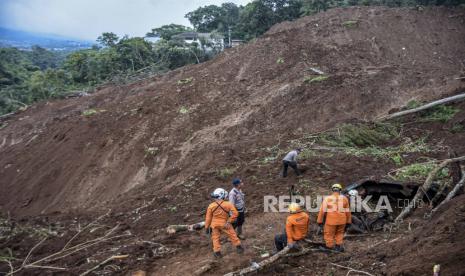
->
[0,6,464,218]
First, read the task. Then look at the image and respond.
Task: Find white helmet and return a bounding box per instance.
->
[348,189,359,197]
[211,188,228,200]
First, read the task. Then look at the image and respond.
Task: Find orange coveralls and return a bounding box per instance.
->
[317,192,352,248]
[286,211,310,244]
[205,199,241,252]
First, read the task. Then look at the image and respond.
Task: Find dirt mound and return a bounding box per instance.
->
[1,5,465,276]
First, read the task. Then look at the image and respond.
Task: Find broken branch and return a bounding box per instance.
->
[433,165,465,213]
[166,221,205,234]
[79,255,129,276]
[329,263,374,276]
[380,92,465,121]
[395,156,465,222]
[224,247,290,276]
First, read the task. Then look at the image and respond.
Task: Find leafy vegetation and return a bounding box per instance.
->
[342,20,358,27]
[144,146,159,157]
[82,109,98,116]
[304,75,329,84]
[390,161,449,182]
[419,105,460,123]
[177,77,194,85]
[179,107,190,114]
[216,167,237,178]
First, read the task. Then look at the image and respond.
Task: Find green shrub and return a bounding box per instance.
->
[276,57,284,64]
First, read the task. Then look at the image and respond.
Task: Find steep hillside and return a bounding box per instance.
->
[1,6,465,276]
[1,6,464,216]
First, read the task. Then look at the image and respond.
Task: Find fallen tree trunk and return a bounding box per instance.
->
[166,221,205,234]
[433,165,465,213]
[395,156,465,222]
[224,247,290,276]
[380,92,465,121]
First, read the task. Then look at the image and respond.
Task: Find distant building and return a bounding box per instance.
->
[230,39,245,48]
[172,32,224,52]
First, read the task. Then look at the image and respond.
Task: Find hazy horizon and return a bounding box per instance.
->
[0,0,252,41]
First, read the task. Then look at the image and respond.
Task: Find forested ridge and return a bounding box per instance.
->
[1,0,464,115]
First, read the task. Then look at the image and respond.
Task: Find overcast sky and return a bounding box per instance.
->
[0,0,252,41]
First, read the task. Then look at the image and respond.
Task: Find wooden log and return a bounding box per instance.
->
[380,92,465,121]
[223,247,290,276]
[166,221,205,234]
[395,156,465,222]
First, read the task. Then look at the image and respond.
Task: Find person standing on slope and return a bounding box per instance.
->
[205,188,244,258]
[282,148,302,177]
[274,203,310,252]
[317,183,352,252]
[229,178,246,240]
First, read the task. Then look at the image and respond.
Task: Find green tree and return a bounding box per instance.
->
[97,32,120,47]
[146,24,192,40]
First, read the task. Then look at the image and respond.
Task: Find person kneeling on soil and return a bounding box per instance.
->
[274,203,310,252]
[282,148,302,177]
[205,188,244,258]
[345,189,367,234]
[317,184,352,252]
[229,178,246,240]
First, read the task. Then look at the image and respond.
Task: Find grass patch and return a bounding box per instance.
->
[290,123,431,165]
[179,106,189,114]
[144,146,159,157]
[177,77,193,85]
[304,75,329,84]
[342,138,430,165]
[389,161,449,182]
[260,145,284,164]
[82,109,98,116]
[450,124,464,133]
[82,109,106,116]
[342,20,358,27]
[319,123,399,148]
[406,100,422,109]
[216,167,236,178]
[420,105,460,123]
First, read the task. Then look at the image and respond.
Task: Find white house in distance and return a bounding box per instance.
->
[172,32,225,52]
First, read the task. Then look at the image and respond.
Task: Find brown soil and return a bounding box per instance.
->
[1,6,465,276]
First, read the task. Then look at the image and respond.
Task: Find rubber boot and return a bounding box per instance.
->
[213,251,223,258]
[237,226,246,240]
[236,245,244,254]
[335,245,345,252]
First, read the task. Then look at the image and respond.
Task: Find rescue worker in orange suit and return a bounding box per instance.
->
[274,203,310,252]
[317,183,352,252]
[205,188,244,258]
